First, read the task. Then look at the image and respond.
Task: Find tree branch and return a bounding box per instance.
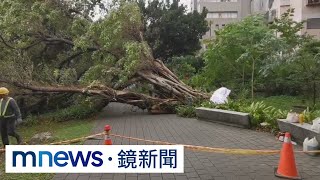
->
[0,34,15,49]
[59,51,87,69]
[42,37,75,46]
[21,40,43,50]
[40,35,120,59]
[0,78,177,110]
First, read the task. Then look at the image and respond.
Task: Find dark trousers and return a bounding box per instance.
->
[0,117,22,147]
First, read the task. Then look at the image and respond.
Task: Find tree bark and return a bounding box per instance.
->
[0,78,180,111]
[1,57,208,112]
[138,59,209,101]
[251,58,255,101]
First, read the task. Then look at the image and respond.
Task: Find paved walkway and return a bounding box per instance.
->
[54,103,320,180]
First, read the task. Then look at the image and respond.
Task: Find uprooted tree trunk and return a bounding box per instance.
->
[0,48,208,113]
[1,57,208,113]
[0,43,209,113]
[138,59,208,100]
[1,69,208,113]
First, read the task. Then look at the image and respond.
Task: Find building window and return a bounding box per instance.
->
[222,24,226,27]
[307,18,320,29]
[215,24,219,29]
[207,12,238,18]
[307,0,320,6]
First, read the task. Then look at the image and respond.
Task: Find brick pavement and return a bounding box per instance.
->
[53,103,320,180]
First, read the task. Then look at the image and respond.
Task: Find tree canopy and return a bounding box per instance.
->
[203,15,281,93]
[200,8,320,103]
[0,0,207,113]
[138,0,208,61]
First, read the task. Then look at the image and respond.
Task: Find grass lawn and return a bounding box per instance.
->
[0,118,96,180]
[254,95,314,111]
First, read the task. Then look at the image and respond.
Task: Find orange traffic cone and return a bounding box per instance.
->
[105,138,112,145]
[104,125,112,145]
[275,132,301,180]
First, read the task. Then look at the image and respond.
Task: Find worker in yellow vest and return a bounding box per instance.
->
[0,87,23,147]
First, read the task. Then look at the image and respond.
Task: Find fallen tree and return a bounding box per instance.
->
[0,0,208,113]
[0,78,180,111]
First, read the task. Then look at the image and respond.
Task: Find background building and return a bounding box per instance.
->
[192,0,320,40]
[190,0,198,12]
[250,0,274,14]
[253,0,320,39]
[191,0,251,39]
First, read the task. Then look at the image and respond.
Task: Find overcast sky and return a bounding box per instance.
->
[94,0,192,20]
[103,0,192,9]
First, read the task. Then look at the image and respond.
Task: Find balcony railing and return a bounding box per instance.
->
[307,0,320,6]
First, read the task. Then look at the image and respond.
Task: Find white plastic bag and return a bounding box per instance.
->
[311,124,320,133]
[312,117,320,124]
[286,112,299,123]
[311,118,320,133]
[210,87,231,105]
[303,137,309,151]
[309,137,319,147]
[303,137,319,156]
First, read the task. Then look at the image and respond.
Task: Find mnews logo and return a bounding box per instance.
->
[6,145,184,173]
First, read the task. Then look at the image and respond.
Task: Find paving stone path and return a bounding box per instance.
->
[54,103,320,180]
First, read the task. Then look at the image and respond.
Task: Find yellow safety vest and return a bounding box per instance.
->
[0,98,15,118]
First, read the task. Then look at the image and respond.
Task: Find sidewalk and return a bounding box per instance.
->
[53,103,320,180]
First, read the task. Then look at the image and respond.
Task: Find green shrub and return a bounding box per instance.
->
[47,103,97,121]
[304,109,320,123]
[201,100,248,112]
[176,105,196,118]
[23,101,103,126]
[176,96,320,130]
[312,110,320,119]
[23,115,39,127]
[241,101,288,128]
[254,96,311,110]
[168,56,206,86]
[178,100,288,130]
[200,101,215,108]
